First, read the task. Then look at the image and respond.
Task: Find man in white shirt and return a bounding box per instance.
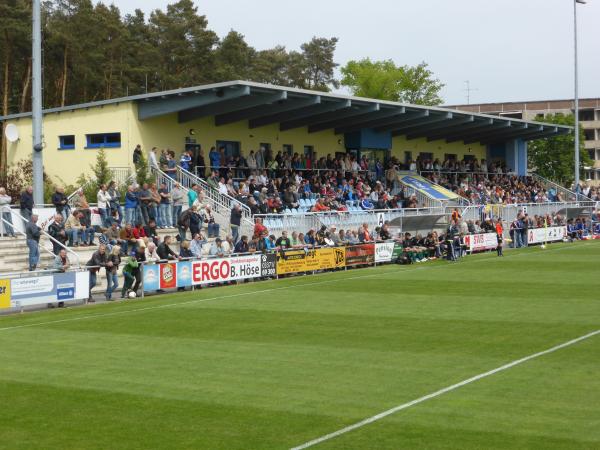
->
[145,242,160,262]
[190,233,207,258]
[218,178,228,195]
[97,184,112,228]
[149,147,159,169]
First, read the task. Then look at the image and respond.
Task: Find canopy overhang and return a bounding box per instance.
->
[0,80,572,145]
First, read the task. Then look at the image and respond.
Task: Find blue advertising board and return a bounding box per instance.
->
[7,272,89,308]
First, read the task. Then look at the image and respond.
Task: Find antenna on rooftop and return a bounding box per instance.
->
[463,80,479,105]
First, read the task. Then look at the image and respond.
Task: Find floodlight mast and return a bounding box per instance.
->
[32,0,44,204]
[573,0,586,191]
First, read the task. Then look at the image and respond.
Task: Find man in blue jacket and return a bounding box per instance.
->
[209,146,221,173]
[124,185,139,225]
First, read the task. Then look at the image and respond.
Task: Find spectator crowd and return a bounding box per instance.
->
[2,145,600,300]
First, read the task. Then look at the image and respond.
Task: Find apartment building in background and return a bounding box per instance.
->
[449,98,600,184]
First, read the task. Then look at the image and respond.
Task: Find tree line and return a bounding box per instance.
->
[0,0,443,182]
[0,0,343,117]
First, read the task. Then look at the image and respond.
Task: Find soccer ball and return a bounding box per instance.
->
[540,244,546,250]
[128,291,137,299]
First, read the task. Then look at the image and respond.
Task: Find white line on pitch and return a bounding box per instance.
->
[0,241,589,333]
[290,328,600,450]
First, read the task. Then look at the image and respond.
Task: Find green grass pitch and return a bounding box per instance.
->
[1,241,599,449]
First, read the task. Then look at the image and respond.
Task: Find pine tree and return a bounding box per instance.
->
[92,148,111,187]
[135,151,150,187]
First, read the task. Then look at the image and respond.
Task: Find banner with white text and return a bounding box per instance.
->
[463,233,498,253]
[528,226,567,245]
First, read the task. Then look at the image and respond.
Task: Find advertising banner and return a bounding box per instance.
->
[176,261,193,288]
[143,265,160,291]
[276,247,345,275]
[191,254,262,285]
[143,255,264,292]
[528,226,566,245]
[4,271,89,308]
[160,263,178,289]
[260,253,277,277]
[375,242,395,263]
[192,254,262,286]
[0,279,10,309]
[392,243,404,261]
[345,244,375,266]
[463,233,498,253]
[397,172,459,200]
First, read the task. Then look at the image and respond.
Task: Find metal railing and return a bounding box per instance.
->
[152,166,181,192]
[67,167,134,209]
[7,209,82,267]
[530,173,586,202]
[420,170,517,176]
[254,207,447,233]
[174,167,254,238]
[178,166,252,217]
[109,167,133,186]
[67,182,93,209]
[42,216,82,267]
[500,201,596,221]
[0,214,59,268]
[449,201,596,224]
[151,166,243,238]
[196,165,370,176]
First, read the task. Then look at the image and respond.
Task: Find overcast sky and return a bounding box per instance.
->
[105,0,599,105]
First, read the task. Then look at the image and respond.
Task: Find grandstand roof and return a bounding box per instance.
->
[0,81,572,145]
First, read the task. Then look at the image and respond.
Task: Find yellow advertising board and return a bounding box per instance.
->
[0,279,11,309]
[276,248,345,275]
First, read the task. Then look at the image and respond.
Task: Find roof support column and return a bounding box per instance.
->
[517,139,528,176]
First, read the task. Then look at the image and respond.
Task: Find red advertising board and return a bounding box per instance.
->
[159,263,177,289]
[345,244,375,266]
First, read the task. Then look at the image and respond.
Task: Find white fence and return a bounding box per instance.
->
[255,207,446,234]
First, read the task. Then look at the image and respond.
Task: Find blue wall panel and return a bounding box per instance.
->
[345,129,392,149]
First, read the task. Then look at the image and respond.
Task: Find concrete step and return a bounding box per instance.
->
[1,253,54,265]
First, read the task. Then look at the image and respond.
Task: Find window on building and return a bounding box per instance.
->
[579,109,595,121]
[419,152,433,161]
[283,144,293,156]
[404,151,412,164]
[444,153,457,161]
[588,149,596,160]
[500,112,523,120]
[215,140,240,158]
[85,133,121,149]
[59,135,75,150]
[584,129,596,141]
[303,145,314,158]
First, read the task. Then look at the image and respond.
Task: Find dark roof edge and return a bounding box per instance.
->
[0,80,573,131]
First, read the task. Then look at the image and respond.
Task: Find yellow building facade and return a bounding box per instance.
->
[4,101,486,187]
[2,80,566,185]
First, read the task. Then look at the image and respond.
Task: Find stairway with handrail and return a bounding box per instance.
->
[530,173,589,202]
[171,166,254,235]
[0,209,81,272]
[150,166,254,239]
